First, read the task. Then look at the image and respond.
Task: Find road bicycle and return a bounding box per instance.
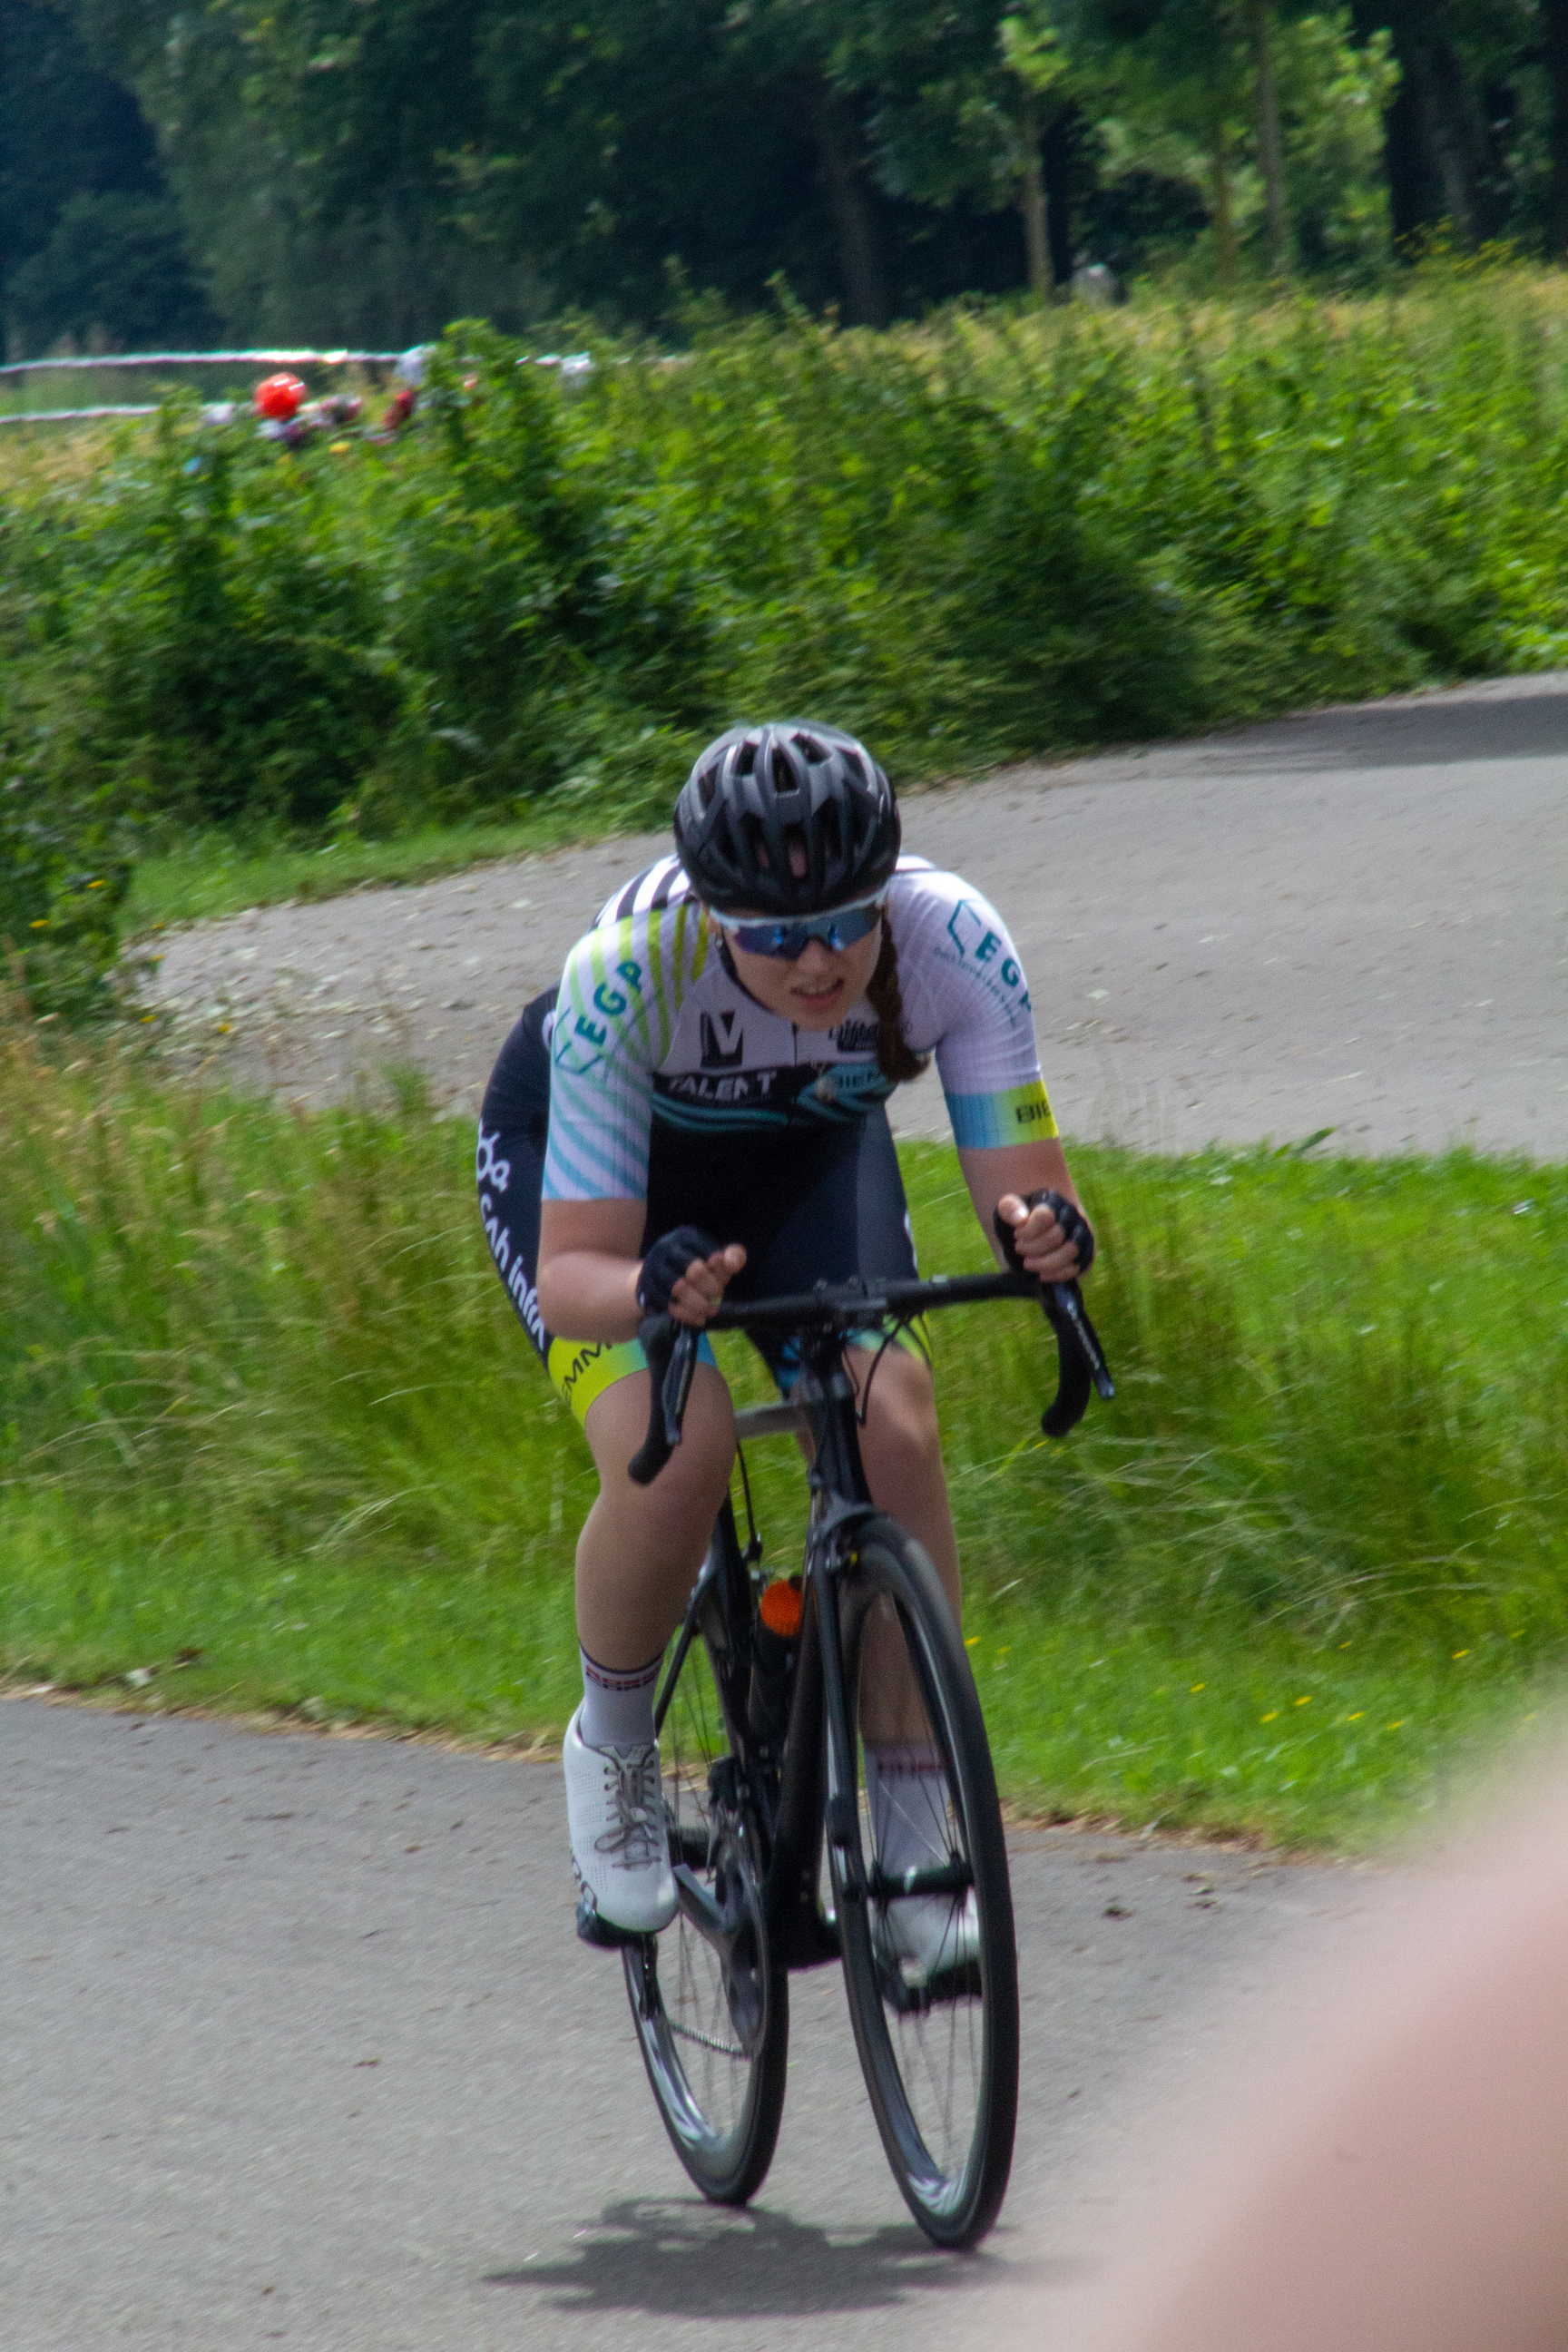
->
[615,1262,1112,2249]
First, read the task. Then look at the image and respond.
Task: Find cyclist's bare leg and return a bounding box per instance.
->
[575,1363,737,1670]
[847,1341,960,1607]
[846,1343,961,1747]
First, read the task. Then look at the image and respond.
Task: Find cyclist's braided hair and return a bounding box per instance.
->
[867,917,930,1087]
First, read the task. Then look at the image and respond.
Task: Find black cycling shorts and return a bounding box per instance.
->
[476,990,922,1426]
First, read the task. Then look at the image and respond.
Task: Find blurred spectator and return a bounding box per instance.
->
[1001,1737,1568,2352]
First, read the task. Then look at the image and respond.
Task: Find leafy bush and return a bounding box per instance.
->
[5,273,1568,867]
[39,412,403,832]
[360,328,716,824]
[0,684,130,1019]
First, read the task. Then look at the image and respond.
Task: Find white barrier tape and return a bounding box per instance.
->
[0,404,160,425]
[0,349,405,377]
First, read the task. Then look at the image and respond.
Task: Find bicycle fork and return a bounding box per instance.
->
[652,1493,870,1976]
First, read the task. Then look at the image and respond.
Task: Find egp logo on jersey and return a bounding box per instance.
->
[554,955,646,1078]
[553,1015,609,1078]
[944,900,1026,995]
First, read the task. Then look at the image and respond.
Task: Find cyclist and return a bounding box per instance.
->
[476,720,1093,1959]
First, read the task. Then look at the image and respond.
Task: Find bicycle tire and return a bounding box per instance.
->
[828,1516,1019,2248]
[622,1612,789,2205]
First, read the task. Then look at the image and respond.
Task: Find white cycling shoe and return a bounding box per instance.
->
[877,1888,981,1984]
[564,1706,678,1946]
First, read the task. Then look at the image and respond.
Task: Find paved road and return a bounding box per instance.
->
[3,1699,1370,2352]
[145,671,1568,1157]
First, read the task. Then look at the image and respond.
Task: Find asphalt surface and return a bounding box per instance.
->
[144,671,1568,1157]
[2,1699,1369,2352]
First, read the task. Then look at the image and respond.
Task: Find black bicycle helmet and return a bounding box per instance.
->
[673,720,900,916]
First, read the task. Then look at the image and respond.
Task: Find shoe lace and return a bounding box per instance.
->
[594,1751,664,1869]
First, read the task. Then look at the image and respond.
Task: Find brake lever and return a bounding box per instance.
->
[990,1203,1114,1438]
[627,1315,699,1485]
[1040,1279,1114,1438]
[1049,1280,1113,1398]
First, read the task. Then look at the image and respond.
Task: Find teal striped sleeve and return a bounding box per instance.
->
[543,902,706,1200]
[944,1077,1059,1151]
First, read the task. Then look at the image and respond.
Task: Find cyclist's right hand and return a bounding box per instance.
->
[637,1225,748,1328]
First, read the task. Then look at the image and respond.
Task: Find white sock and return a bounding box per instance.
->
[864,1744,950,1877]
[578,1646,661,1752]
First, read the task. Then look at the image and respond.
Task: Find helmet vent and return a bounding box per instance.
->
[673,718,900,917]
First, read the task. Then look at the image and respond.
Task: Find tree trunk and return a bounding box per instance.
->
[1381,65,1429,252]
[1016,96,1054,302]
[1543,0,1568,260]
[1367,17,1482,258]
[813,95,888,328]
[1208,118,1238,289]
[1408,42,1478,246]
[1044,101,1077,289]
[1245,0,1290,276]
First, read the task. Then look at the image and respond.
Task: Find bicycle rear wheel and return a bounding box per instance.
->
[828,1516,1019,2248]
[622,1612,788,2205]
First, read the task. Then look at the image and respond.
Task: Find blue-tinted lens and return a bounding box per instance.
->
[728,902,885,960]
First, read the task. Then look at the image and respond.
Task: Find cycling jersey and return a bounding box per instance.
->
[542,855,1056,1205]
[478,852,1060,1426]
[479,991,926,1423]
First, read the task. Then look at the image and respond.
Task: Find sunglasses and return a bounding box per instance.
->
[720,891,888,962]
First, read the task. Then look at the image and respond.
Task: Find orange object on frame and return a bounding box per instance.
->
[759,1579,803,1638]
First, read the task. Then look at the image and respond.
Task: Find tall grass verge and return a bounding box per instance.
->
[4,1018,1563,1844]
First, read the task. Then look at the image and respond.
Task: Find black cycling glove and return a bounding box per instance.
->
[993,1189,1095,1277]
[636,1225,720,1314]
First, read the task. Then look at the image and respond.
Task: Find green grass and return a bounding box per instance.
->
[3,1019,1563,1848]
[122,808,646,933]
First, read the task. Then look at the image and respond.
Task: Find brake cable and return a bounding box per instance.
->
[852,1309,932,1430]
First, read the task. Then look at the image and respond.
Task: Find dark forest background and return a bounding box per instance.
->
[5,1,1568,357]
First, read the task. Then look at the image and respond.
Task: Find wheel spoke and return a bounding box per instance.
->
[668,2018,747,2059]
[621,1611,788,2205]
[830,1523,1018,2248]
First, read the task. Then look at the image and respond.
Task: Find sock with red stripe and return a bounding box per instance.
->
[578,1646,662,1752]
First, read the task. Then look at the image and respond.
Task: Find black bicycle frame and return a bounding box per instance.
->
[652,1322,927,1975]
[645,1264,1114,1975]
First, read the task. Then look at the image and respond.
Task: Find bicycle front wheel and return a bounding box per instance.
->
[828,1517,1019,2248]
[622,1619,788,2205]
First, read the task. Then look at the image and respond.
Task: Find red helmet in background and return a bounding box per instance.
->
[254,372,305,421]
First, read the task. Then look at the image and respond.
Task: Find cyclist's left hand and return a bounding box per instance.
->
[996,1191,1093,1281]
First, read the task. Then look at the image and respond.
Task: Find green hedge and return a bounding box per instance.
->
[0,750,129,1020]
[5,276,1568,874]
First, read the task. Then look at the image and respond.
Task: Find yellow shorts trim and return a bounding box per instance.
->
[546,1331,719,1428]
[545,1318,927,1432]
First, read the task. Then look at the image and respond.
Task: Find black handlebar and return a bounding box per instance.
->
[627,1269,1114,1486]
